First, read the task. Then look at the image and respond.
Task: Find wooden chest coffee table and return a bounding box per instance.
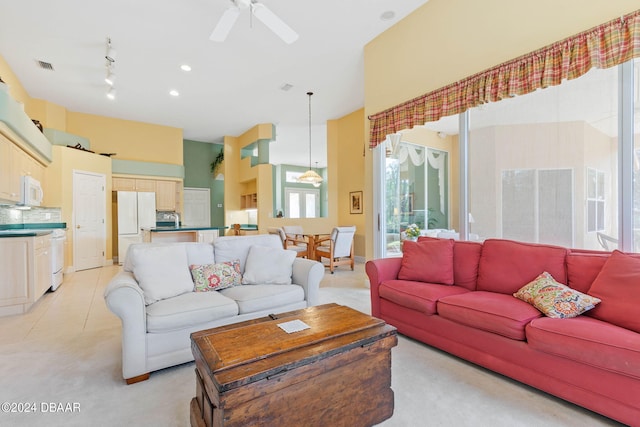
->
[190,303,397,427]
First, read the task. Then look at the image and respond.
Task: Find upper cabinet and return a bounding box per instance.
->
[156,180,177,211]
[0,135,19,201]
[112,177,157,192]
[0,133,44,203]
[112,176,181,212]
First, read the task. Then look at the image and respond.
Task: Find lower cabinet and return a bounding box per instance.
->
[0,235,52,316]
[197,230,219,244]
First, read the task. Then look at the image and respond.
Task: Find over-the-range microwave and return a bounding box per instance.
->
[21,175,43,207]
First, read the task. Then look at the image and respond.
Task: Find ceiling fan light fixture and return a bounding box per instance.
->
[251,3,299,44]
[106,87,116,100]
[210,6,241,41]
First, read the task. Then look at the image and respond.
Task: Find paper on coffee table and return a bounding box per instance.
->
[277,319,311,334]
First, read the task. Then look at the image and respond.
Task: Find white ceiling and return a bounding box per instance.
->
[0,0,429,167]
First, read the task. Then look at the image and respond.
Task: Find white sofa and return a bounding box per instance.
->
[104,234,324,384]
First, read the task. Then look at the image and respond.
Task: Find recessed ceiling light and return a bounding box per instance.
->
[180,64,192,72]
[169,90,179,97]
[380,10,395,21]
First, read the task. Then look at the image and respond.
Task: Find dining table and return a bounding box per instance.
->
[301,232,331,260]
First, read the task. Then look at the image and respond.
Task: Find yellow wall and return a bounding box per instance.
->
[67,112,183,165]
[362,0,640,259]
[0,55,30,108]
[45,145,113,268]
[333,109,366,256]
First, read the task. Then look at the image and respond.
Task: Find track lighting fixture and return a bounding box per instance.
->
[105,67,116,86]
[105,37,117,100]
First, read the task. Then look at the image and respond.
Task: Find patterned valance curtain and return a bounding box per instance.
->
[368,9,640,148]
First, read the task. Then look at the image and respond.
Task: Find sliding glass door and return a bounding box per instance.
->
[377,140,449,257]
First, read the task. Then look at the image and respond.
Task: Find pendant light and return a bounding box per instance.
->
[297,91,324,186]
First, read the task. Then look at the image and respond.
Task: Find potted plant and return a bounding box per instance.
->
[210,150,224,176]
[405,223,421,241]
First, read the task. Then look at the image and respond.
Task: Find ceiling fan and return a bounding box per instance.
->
[210,0,299,44]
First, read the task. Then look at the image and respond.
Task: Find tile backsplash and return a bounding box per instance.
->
[0,206,62,225]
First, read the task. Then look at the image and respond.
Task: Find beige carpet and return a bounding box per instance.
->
[0,265,624,427]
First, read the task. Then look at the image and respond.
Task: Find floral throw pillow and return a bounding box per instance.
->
[190,260,242,292]
[513,271,601,318]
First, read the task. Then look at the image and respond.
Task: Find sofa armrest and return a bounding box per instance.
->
[291,258,324,307]
[366,258,402,317]
[103,271,149,381]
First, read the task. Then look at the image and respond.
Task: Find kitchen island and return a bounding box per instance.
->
[141,226,227,244]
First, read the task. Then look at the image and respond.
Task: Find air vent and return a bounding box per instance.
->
[35,60,54,71]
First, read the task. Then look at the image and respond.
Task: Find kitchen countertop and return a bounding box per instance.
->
[0,223,66,238]
[142,226,228,233]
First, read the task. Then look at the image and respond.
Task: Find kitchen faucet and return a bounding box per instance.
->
[174,213,180,228]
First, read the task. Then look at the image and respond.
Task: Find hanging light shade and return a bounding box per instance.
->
[297,91,323,185]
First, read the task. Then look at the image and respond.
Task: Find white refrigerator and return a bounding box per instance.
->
[117,191,156,265]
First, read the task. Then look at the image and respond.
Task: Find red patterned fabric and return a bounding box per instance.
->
[369,10,640,148]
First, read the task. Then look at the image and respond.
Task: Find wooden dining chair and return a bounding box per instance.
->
[315,226,356,273]
[282,225,305,241]
[268,227,307,258]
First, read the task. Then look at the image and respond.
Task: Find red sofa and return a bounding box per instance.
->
[366,238,640,426]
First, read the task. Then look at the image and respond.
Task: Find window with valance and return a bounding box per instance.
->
[368,10,640,148]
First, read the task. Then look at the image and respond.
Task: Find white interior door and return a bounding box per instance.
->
[73,171,105,271]
[183,187,210,227]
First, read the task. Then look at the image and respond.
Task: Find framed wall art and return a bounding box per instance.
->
[350,191,363,214]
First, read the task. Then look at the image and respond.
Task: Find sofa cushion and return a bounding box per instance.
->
[399,239,454,285]
[588,250,640,333]
[566,252,608,293]
[476,239,568,294]
[437,291,542,340]
[131,245,194,305]
[146,291,238,333]
[124,242,214,273]
[513,271,600,318]
[418,237,483,290]
[214,234,283,272]
[190,260,242,292]
[527,316,640,380]
[379,280,470,315]
[241,245,296,285]
[219,284,304,314]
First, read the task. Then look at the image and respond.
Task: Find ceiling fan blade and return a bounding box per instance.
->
[210,6,241,42]
[251,3,299,44]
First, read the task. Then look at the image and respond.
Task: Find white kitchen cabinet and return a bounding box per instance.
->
[197,229,219,244]
[0,234,52,317]
[0,238,30,310]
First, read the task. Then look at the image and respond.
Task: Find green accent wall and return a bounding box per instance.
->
[111,159,184,178]
[183,139,225,227]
